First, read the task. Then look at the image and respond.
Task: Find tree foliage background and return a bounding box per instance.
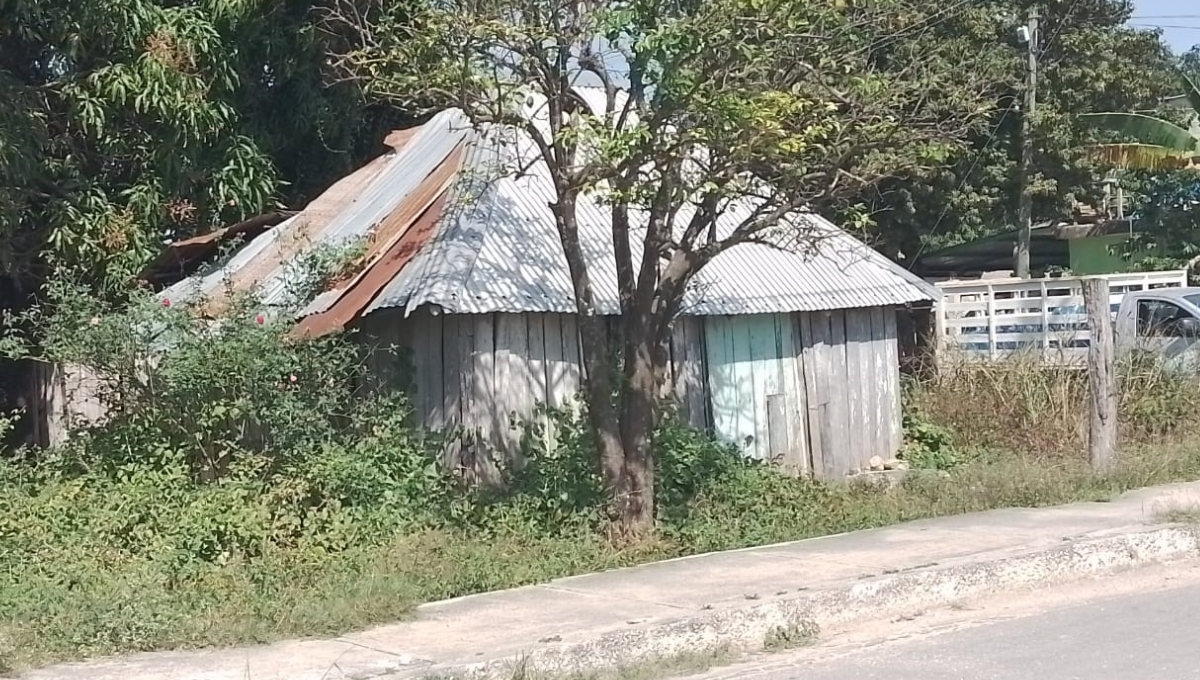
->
[853,0,1181,263]
[0,0,1191,299]
[0,0,408,302]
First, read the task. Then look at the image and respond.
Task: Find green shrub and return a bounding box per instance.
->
[900,411,962,471]
[1,282,455,559]
[10,284,1200,669]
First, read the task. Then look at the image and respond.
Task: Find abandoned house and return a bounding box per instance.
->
[62,89,938,477]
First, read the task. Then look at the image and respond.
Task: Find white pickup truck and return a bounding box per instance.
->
[1114,287,1200,369]
[936,271,1195,364]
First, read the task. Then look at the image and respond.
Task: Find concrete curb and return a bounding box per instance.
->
[412,525,1200,679]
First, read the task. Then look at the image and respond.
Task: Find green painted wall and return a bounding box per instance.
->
[1068,234,1132,275]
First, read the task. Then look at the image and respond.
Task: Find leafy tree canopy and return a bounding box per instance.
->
[0,0,406,298]
[855,0,1180,263]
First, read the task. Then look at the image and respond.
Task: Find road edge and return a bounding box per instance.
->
[407,525,1200,679]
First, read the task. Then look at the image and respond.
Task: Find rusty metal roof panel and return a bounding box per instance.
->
[160,213,299,304]
[260,109,470,311]
[160,110,470,313]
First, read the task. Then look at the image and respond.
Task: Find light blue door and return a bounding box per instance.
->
[704,314,806,465]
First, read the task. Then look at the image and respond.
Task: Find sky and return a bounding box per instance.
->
[1133,0,1200,53]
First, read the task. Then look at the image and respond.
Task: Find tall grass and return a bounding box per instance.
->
[910,352,1200,458]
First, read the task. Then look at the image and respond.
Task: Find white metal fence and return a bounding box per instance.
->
[935,270,1189,364]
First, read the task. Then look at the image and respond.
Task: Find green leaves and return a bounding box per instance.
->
[0,0,397,297]
[1079,112,1199,168]
[851,0,1182,261]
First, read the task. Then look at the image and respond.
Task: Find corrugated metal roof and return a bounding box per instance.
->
[160,213,298,304]
[161,109,468,312]
[366,107,935,317]
[161,92,935,323]
[267,110,468,311]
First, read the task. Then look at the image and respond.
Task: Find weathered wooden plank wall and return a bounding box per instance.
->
[360,305,902,480]
[29,361,108,447]
[360,308,708,473]
[703,313,808,467]
[794,307,901,476]
[669,317,709,429]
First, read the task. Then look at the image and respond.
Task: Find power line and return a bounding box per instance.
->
[1130,16,1200,20]
[1040,0,1084,56]
[851,0,978,57]
[910,0,1083,269]
[1129,24,1200,31]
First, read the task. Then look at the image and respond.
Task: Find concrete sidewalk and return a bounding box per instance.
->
[25,481,1200,680]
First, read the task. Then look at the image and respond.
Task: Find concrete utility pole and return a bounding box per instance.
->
[1015,7,1038,279]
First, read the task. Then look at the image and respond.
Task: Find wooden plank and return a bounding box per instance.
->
[704,316,735,449]
[766,394,788,466]
[469,314,497,474]
[732,316,758,457]
[683,317,709,429]
[868,307,889,463]
[664,321,680,403]
[882,307,902,457]
[798,312,831,477]
[671,318,706,427]
[494,314,531,456]
[440,313,462,468]
[454,315,477,476]
[367,310,414,395]
[558,314,583,406]
[843,309,868,470]
[668,321,683,406]
[829,310,853,475]
[543,314,567,409]
[414,309,445,429]
[779,313,808,473]
[528,314,549,408]
[526,313,550,453]
[746,314,777,460]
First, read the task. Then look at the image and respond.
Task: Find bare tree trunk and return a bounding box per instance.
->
[616,324,662,533]
[551,200,627,518]
[578,314,625,513]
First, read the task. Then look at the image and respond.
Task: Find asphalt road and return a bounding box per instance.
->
[677,562,1200,680]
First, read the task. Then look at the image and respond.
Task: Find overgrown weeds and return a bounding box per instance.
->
[5,289,1200,670]
[909,352,1200,458]
[763,620,820,651]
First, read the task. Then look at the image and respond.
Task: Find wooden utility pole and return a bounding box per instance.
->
[1015,7,1038,279]
[1083,278,1118,471]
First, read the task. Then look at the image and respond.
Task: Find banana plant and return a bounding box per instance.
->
[1079,69,1200,169]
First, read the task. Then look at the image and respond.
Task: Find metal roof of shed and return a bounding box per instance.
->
[368,100,936,316]
[161,89,936,327]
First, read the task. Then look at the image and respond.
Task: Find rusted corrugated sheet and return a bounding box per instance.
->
[160,150,397,308]
[160,109,468,319]
[213,149,403,309]
[255,110,469,310]
[139,211,294,288]
[291,190,452,338]
[291,144,464,337]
